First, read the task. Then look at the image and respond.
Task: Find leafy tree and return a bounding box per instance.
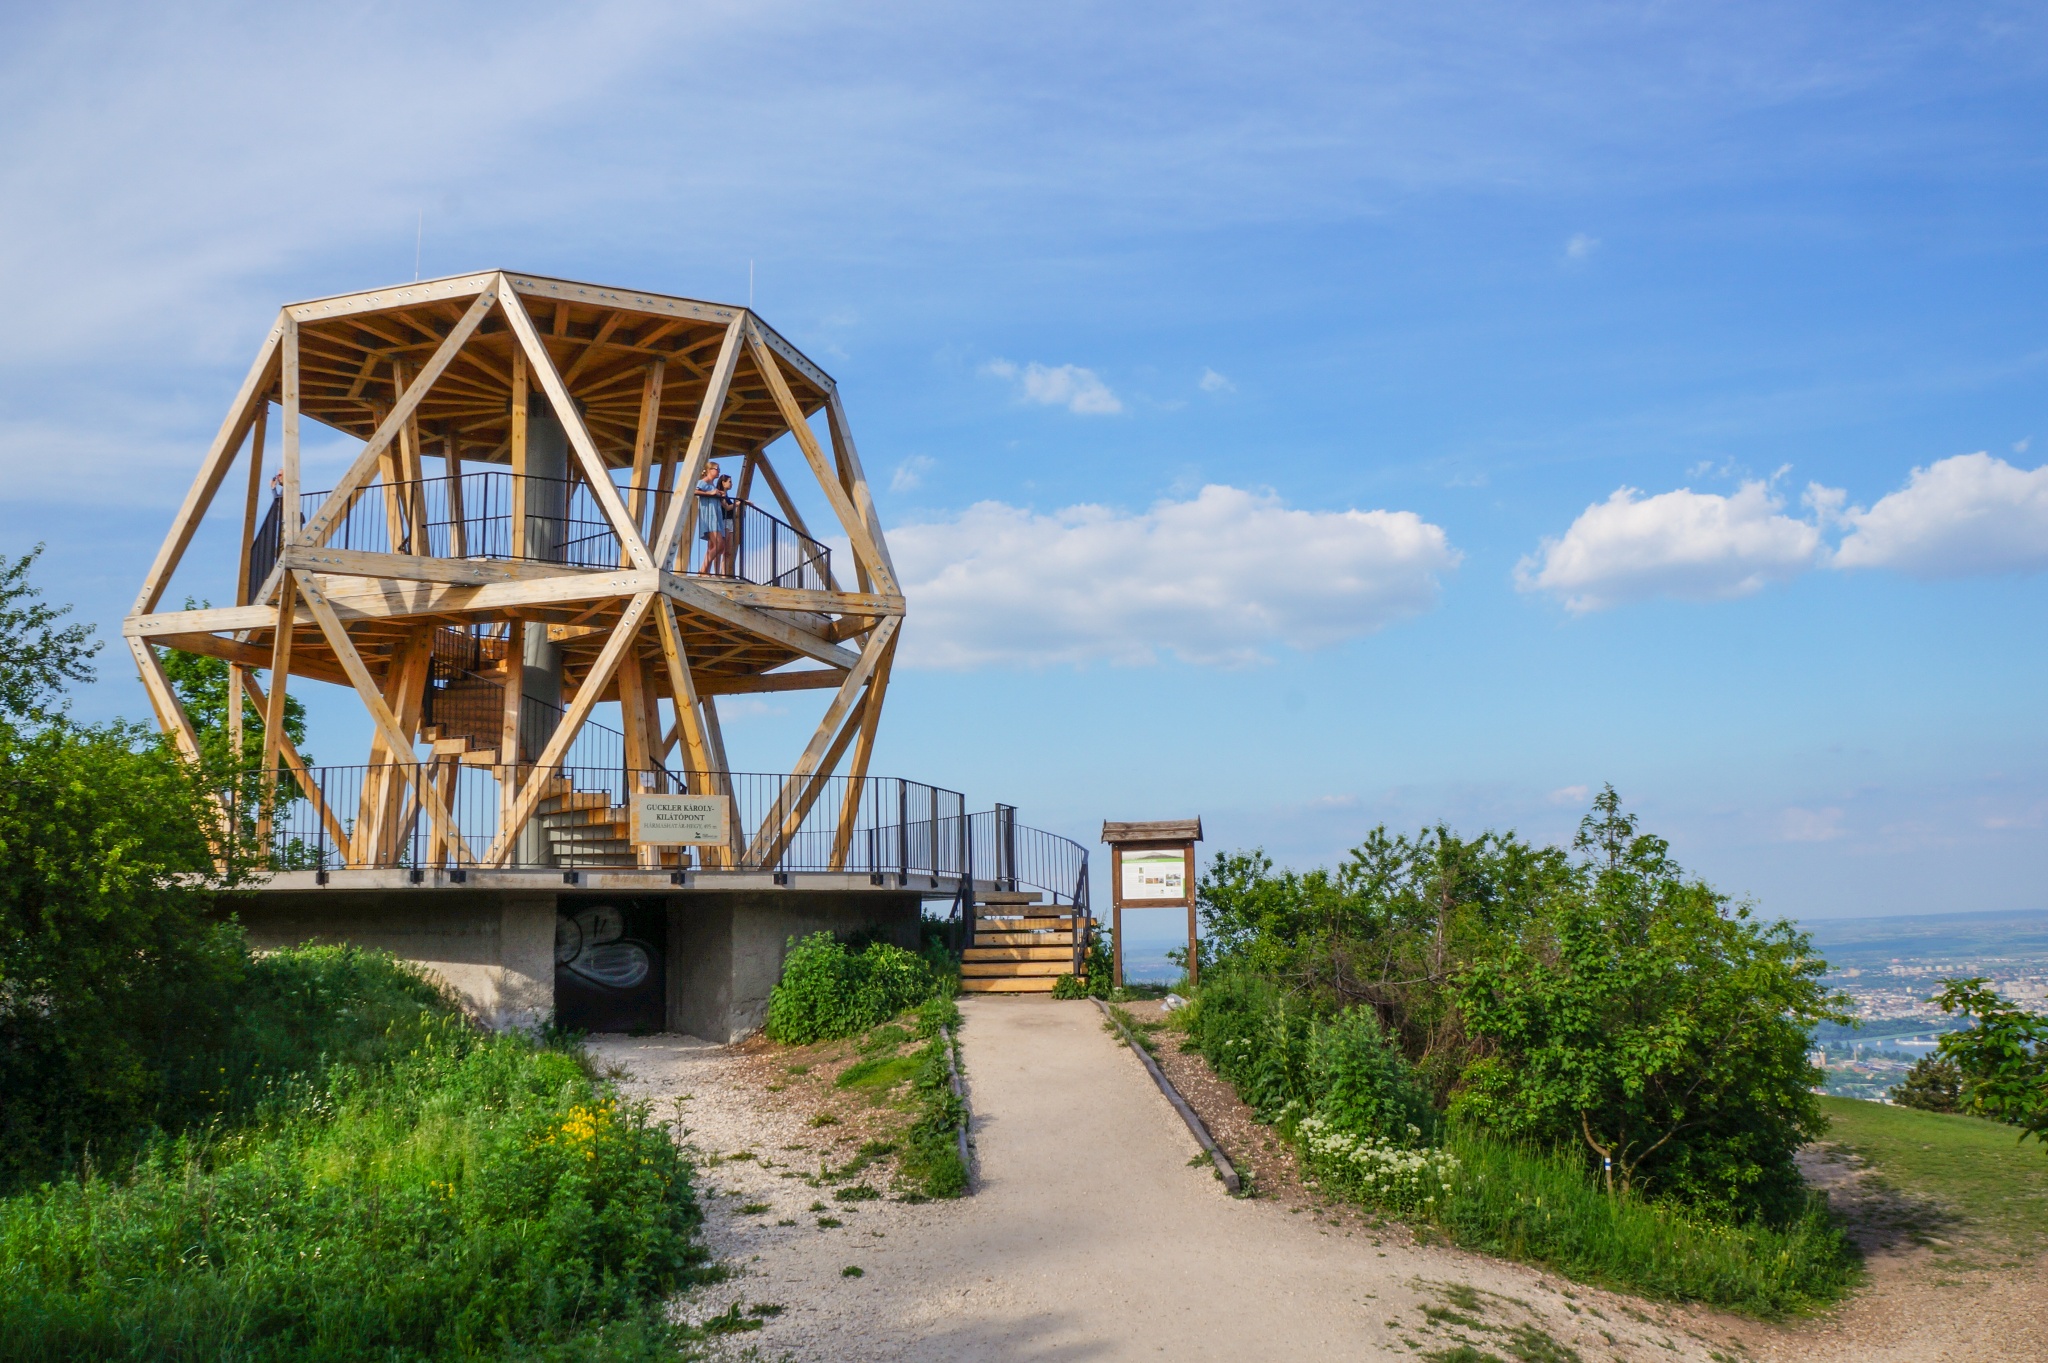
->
[1931,977,2048,1144]
[0,550,244,1191]
[1450,787,1847,1223]
[159,625,312,773]
[0,545,97,722]
[1892,1053,1964,1113]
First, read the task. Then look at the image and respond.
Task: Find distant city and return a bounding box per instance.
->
[1801,909,2048,1101]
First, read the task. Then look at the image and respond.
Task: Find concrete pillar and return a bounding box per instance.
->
[516,398,569,865]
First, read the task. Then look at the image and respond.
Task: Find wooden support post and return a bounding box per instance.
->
[511,347,529,558]
[480,591,657,867]
[295,572,471,864]
[652,598,714,782]
[627,360,666,545]
[129,638,204,765]
[826,391,896,592]
[258,575,297,842]
[500,615,526,835]
[281,317,301,540]
[443,432,468,557]
[758,700,867,872]
[236,406,268,607]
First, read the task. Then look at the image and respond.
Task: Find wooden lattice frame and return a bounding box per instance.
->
[122,272,906,868]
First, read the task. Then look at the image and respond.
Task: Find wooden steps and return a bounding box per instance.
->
[960,975,1060,993]
[958,891,1096,993]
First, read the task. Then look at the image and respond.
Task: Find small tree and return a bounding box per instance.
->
[0,548,244,1191]
[1452,787,1848,1222]
[1892,1053,1964,1113]
[1931,978,2048,1144]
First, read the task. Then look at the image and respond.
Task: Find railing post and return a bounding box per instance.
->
[897,780,908,886]
[995,803,1017,892]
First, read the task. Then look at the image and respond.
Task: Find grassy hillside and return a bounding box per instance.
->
[1819,1096,2048,1248]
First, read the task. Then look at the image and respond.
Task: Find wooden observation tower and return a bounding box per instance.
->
[122,272,905,873]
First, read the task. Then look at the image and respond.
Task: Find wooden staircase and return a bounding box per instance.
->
[959,891,1089,994]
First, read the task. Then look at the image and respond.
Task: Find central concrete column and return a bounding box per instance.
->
[516,399,569,866]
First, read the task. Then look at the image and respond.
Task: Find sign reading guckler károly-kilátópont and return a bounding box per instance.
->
[629,794,732,846]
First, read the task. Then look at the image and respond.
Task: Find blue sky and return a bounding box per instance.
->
[3,2,2045,950]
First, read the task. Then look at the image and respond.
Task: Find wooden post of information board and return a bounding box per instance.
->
[1101,818,1203,991]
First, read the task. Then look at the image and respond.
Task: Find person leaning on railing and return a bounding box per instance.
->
[695,462,732,574]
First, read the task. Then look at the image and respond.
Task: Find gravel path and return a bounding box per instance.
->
[593,999,1743,1362]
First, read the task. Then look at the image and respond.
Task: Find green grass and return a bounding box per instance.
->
[0,948,713,1361]
[1429,1133,1855,1319]
[1818,1096,2048,1247]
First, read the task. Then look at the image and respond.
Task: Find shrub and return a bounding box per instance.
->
[765,931,938,1044]
[1308,1005,1434,1143]
[1892,1053,1965,1113]
[899,994,968,1198]
[1184,965,1313,1120]
[1930,977,2048,1143]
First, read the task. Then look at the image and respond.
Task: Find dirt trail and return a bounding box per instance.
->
[600,997,1739,1361]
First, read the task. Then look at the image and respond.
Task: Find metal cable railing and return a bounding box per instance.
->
[246,474,830,591]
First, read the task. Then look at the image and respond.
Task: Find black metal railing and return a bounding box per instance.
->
[235,762,992,876]
[248,473,831,591]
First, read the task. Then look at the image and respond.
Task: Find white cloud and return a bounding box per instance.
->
[982,359,1122,415]
[1546,784,1590,807]
[1831,452,2048,578]
[1565,232,1600,260]
[1199,367,1235,394]
[1516,480,1820,612]
[889,454,936,493]
[1779,806,1846,842]
[891,484,1459,668]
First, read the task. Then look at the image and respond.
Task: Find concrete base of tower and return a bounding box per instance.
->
[233,883,930,1041]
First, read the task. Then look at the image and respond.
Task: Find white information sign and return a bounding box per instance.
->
[1118,848,1188,903]
[630,794,731,846]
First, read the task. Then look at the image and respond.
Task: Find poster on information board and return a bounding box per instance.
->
[1101,819,1203,989]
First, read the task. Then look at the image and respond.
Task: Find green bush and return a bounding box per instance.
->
[1893,1053,1965,1113]
[1184,965,1313,1120]
[764,931,938,1045]
[1308,1005,1434,1143]
[0,952,710,1360]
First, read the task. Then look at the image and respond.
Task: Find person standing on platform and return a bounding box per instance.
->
[696,461,730,574]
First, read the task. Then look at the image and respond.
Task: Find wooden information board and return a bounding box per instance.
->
[1101,818,1203,989]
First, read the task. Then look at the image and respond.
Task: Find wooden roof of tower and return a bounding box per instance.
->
[287,272,835,464]
[122,271,906,872]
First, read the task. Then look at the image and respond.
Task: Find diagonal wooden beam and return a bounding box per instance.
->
[294,571,473,864]
[757,688,867,872]
[652,597,714,784]
[830,627,897,870]
[745,322,898,596]
[133,314,286,615]
[495,277,655,571]
[479,590,658,866]
[297,286,500,550]
[241,671,349,852]
[650,317,745,570]
[825,389,899,589]
[745,615,899,864]
[128,638,204,765]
